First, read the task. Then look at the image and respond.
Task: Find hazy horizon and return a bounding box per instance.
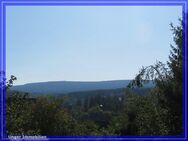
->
[6,6,182,85]
[14,79,134,86]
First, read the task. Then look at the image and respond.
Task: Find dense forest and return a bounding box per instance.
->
[6,20,182,136]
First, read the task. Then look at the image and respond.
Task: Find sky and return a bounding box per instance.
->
[6,6,182,85]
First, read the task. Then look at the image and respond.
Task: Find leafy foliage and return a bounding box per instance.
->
[126,19,182,134]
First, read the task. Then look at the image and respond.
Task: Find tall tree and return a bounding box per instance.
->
[128,19,183,134]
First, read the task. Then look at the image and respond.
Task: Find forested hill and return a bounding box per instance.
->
[11,80,154,95]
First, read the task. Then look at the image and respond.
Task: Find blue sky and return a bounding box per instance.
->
[6,6,182,85]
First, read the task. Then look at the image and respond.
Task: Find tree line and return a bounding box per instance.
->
[6,20,182,136]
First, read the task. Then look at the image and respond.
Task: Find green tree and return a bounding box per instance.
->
[6,76,39,135]
[75,120,99,135]
[53,109,76,135]
[30,96,78,135]
[7,93,39,135]
[128,19,182,134]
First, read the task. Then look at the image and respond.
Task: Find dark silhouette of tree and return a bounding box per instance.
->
[128,19,183,134]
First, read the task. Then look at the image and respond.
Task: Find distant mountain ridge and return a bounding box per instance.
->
[11,80,154,95]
